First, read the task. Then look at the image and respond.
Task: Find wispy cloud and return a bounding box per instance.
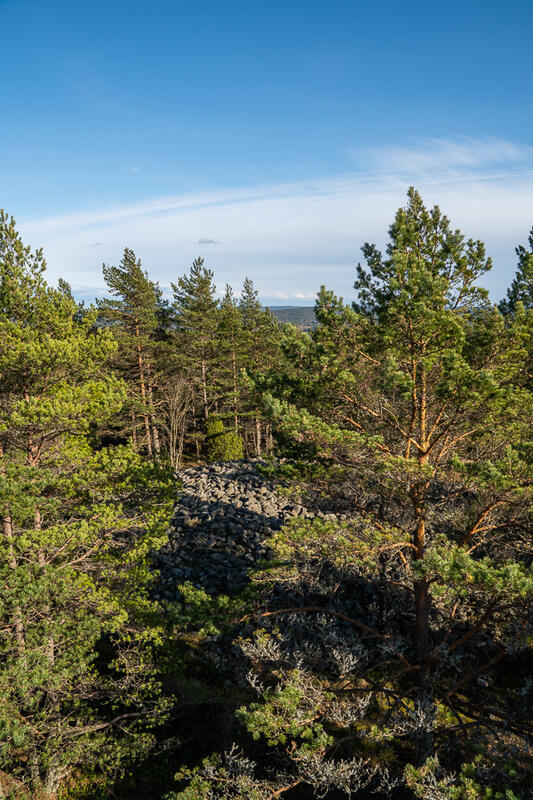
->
[19,137,533,303]
[265,291,316,301]
[351,137,533,176]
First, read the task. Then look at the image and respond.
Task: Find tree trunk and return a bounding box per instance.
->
[3,514,26,657]
[147,382,161,456]
[231,344,239,431]
[192,416,200,458]
[131,411,138,451]
[135,322,153,456]
[152,418,161,454]
[144,359,161,457]
[143,413,153,456]
[29,749,41,791]
[266,423,273,452]
[44,763,66,796]
[177,415,186,470]
[201,354,209,420]
[412,492,433,765]
[35,509,55,666]
[166,384,188,470]
[409,363,434,763]
[0,442,27,661]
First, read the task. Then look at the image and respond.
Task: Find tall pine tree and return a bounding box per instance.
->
[217,284,245,431]
[239,277,280,454]
[0,215,173,796]
[238,189,533,790]
[171,258,219,457]
[98,248,164,456]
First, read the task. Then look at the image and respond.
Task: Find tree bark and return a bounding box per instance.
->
[3,513,26,657]
[412,502,433,764]
[232,347,239,431]
[412,361,434,764]
[147,381,160,456]
[266,423,273,452]
[131,411,138,451]
[134,320,153,456]
[411,372,434,766]
[35,509,55,666]
[201,353,209,421]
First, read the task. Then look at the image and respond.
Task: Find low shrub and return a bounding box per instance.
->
[206,416,244,462]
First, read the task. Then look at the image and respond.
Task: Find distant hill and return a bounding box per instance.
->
[268,306,317,330]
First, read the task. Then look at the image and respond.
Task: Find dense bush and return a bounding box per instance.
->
[206,415,244,461]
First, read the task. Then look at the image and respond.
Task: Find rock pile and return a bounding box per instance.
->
[156,460,313,597]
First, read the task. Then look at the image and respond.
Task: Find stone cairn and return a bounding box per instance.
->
[156,460,317,598]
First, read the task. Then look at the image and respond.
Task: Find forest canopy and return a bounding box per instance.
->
[0,191,531,800]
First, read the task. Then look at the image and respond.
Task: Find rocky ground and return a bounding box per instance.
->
[155,460,324,598]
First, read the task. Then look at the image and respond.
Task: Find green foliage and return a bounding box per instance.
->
[171,258,219,423]
[97,247,166,455]
[499,227,533,314]
[0,214,175,795]
[250,189,533,789]
[206,415,244,462]
[405,758,524,799]
[216,284,247,430]
[168,582,255,638]
[205,415,225,438]
[416,538,533,598]
[267,514,407,575]
[237,670,332,750]
[167,750,267,800]
[238,277,283,456]
[2,194,533,799]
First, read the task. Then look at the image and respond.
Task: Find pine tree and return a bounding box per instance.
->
[246,189,533,784]
[499,227,533,314]
[171,259,219,459]
[0,214,173,795]
[98,248,163,456]
[239,277,280,454]
[217,284,245,431]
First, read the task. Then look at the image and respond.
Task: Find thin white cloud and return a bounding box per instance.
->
[19,137,533,303]
[351,137,533,176]
[264,291,315,301]
[293,292,316,300]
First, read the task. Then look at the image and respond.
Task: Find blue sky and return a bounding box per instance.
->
[1,0,533,304]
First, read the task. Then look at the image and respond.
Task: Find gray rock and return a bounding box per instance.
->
[155,460,344,598]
